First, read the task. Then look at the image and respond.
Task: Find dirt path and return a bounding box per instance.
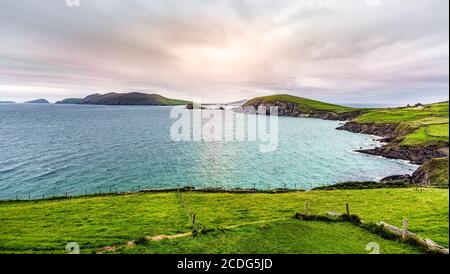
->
[96,217,290,254]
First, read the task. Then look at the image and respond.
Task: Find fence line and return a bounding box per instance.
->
[2,182,318,202]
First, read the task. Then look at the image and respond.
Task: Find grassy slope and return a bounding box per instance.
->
[81,92,190,106]
[0,188,447,253]
[355,102,449,146]
[244,95,448,147]
[418,158,449,188]
[243,94,355,114]
[115,220,422,254]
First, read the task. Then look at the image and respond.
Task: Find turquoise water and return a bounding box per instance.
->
[0,104,417,199]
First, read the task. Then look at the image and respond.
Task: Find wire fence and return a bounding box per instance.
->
[1,181,331,202]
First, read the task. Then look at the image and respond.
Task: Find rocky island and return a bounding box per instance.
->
[24,99,50,104]
[57,92,190,106]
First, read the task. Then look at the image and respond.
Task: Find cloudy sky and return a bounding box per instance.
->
[0,0,448,104]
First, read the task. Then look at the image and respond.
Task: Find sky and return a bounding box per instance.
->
[0,0,448,104]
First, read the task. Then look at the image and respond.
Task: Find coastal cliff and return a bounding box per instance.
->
[336,122,448,165]
[239,95,449,187]
[238,94,363,121]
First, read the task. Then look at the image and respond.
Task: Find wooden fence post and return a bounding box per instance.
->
[346,203,350,215]
[304,201,309,215]
[192,213,196,228]
[402,218,409,240]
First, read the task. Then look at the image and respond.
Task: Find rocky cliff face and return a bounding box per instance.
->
[336,122,403,142]
[237,101,362,121]
[236,100,448,186]
[356,144,448,165]
[410,158,449,186]
[336,122,448,165]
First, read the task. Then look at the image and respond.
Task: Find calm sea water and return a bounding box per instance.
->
[0,104,418,199]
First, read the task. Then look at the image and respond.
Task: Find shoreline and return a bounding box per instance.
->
[237,102,448,185]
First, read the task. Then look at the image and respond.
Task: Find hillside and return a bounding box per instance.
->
[78,92,190,106]
[0,188,447,254]
[241,94,448,186]
[243,94,355,113]
[240,94,360,121]
[352,101,449,147]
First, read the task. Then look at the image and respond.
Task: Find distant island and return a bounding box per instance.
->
[0,101,15,104]
[55,98,83,104]
[56,92,190,106]
[25,99,49,104]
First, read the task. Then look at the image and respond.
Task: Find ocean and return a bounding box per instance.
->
[0,104,418,200]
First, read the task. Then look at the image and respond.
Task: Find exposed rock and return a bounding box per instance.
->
[186,103,206,110]
[356,144,448,165]
[236,102,362,121]
[379,222,449,254]
[411,158,449,186]
[336,122,448,165]
[336,122,403,138]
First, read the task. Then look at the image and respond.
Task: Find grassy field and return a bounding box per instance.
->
[0,188,447,254]
[355,102,449,146]
[113,220,423,254]
[243,94,355,114]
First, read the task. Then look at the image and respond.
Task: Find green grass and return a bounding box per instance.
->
[0,193,191,253]
[113,220,423,254]
[243,94,355,114]
[355,102,449,146]
[402,124,449,146]
[0,188,447,253]
[181,189,449,247]
[355,102,449,125]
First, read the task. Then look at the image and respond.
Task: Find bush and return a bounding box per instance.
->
[338,214,362,224]
[134,237,148,245]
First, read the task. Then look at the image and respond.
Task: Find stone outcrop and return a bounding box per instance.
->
[236,102,362,121]
[356,144,448,165]
[336,122,406,142]
[336,122,448,165]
